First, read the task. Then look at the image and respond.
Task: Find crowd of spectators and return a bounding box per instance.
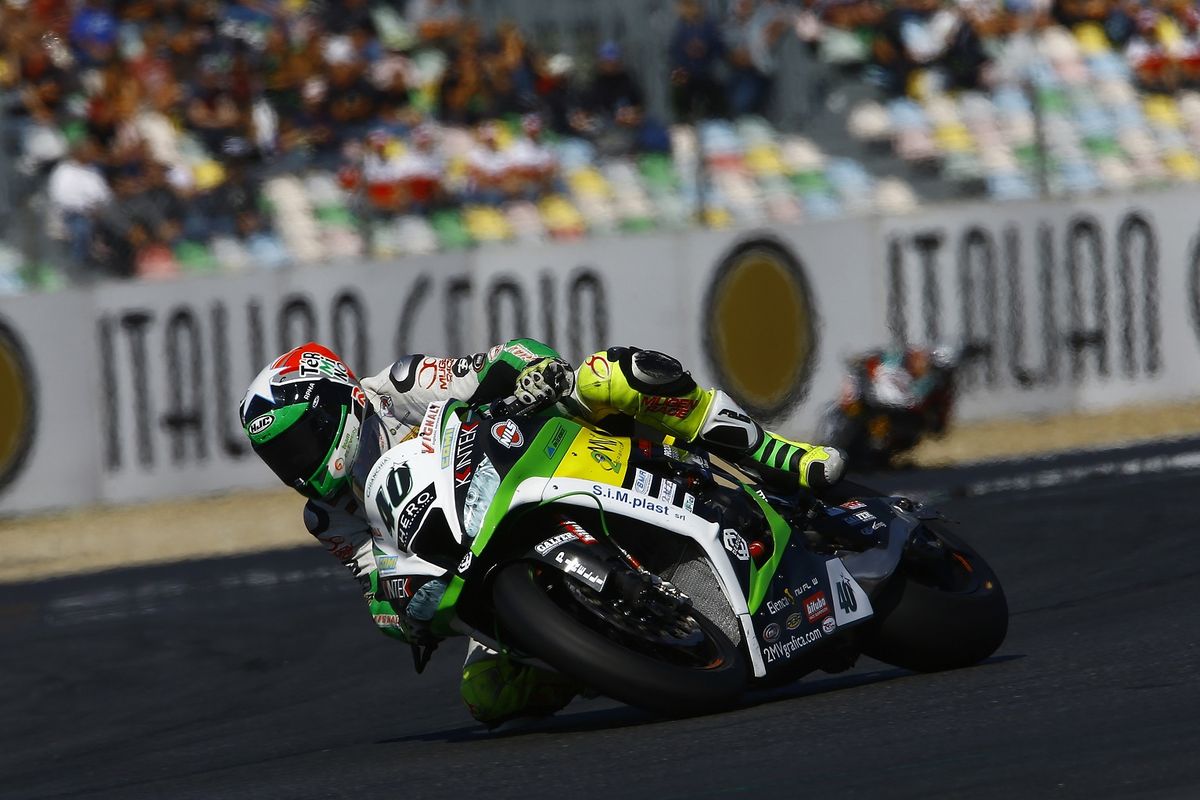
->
[0,0,675,282]
[794,0,1200,98]
[3,0,1200,288]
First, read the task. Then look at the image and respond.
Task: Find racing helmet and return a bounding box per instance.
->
[240,342,369,501]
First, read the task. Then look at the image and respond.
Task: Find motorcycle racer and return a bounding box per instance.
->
[239,338,844,726]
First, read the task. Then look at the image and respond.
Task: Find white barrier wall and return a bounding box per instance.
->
[3,186,1200,514]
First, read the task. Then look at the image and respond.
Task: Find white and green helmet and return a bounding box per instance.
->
[240,342,367,500]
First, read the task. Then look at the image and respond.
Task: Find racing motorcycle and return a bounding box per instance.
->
[361,395,1008,716]
[820,346,979,469]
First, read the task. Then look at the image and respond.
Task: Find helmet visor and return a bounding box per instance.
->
[252,405,345,490]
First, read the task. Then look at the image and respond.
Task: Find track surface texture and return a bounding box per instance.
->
[4,440,1200,799]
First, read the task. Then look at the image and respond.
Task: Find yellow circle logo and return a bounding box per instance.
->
[0,320,36,493]
[704,238,818,419]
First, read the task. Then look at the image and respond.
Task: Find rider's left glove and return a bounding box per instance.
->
[514,358,575,408]
[799,446,846,489]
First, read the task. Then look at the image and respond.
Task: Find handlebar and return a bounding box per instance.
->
[481,392,553,421]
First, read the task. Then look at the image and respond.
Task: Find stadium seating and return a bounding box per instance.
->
[5,0,1200,290]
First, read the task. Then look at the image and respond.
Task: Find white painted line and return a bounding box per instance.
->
[899,449,1200,501]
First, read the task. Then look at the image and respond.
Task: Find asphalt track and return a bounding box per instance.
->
[4,439,1200,799]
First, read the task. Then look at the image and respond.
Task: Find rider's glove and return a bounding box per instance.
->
[514,357,575,409]
[799,446,846,489]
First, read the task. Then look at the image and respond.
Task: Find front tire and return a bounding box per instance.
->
[860,523,1008,672]
[492,562,747,716]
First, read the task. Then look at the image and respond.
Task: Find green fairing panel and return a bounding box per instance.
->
[430,416,579,635]
[744,487,794,614]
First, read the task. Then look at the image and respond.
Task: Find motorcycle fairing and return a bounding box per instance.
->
[367,401,884,679]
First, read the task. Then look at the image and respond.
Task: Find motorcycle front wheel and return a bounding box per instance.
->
[492,562,747,716]
[858,522,1008,672]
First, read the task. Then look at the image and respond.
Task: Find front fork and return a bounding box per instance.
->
[520,514,690,613]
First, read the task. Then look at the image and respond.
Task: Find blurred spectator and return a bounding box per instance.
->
[408,0,465,44]
[1126,0,1200,93]
[594,102,673,157]
[533,52,578,134]
[670,0,728,119]
[349,126,445,215]
[323,37,382,143]
[583,42,645,120]
[134,236,180,279]
[393,124,447,211]
[507,114,559,196]
[70,0,119,68]
[465,121,512,204]
[724,0,790,117]
[187,57,243,154]
[321,0,376,37]
[439,22,491,124]
[357,129,407,213]
[489,23,538,110]
[795,1,885,69]
[1052,0,1136,48]
[46,138,112,272]
[874,0,990,95]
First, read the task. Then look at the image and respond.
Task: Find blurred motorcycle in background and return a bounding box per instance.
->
[821,345,985,469]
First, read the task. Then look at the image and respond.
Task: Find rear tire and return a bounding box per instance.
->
[492,562,747,716]
[860,523,1008,672]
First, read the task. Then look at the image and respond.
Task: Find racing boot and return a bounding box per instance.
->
[572,347,844,490]
[459,640,581,728]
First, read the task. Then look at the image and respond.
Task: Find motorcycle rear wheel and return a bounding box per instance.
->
[859,522,1008,672]
[492,562,747,716]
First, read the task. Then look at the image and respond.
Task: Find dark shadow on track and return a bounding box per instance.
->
[379,704,658,744]
[380,656,1023,745]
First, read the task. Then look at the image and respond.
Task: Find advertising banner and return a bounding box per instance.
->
[4,187,1200,514]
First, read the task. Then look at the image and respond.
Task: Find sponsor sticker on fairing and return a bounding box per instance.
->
[557,519,596,543]
[633,468,653,495]
[803,591,830,622]
[657,479,678,505]
[418,403,440,454]
[762,630,822,663]
[762,623,781,643]
[535,532,577,555]
[841,500,866,510]
[453,422,479,489]
[767,595,792,614]
[822,616,837,635]
[490,420,524,448]
[439,422,456,469]
[396,486,437,548]
[591,484,672,516]
[785,613,804,630]
[683,493,696,513]
[723,529,750,561]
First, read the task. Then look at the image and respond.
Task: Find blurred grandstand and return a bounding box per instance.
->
[2,0,1200,291]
